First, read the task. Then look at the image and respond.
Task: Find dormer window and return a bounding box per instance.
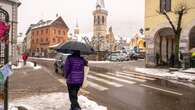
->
[160,0,171,13]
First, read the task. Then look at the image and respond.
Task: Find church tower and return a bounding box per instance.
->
[92,0,108,51]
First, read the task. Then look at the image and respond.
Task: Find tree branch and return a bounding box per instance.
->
[163,11,177,34]
[176,8,185,34]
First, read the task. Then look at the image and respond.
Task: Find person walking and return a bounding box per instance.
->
[22,52,28,65]
[64,50,88,110]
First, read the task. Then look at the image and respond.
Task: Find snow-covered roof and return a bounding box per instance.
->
[31,20,53,30]
[17,37,25,43]
[69,32,93,43]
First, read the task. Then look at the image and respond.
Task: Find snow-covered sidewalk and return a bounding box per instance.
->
[88,61,112,64]
[9,92,107,110]
[12,61,42,70]
[135,68,195,84]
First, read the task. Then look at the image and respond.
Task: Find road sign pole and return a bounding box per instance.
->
[4,42,9,110]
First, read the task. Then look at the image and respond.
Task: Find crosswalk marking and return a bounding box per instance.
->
[140,84,183,96]
[87,81,108,91]
[119,71,156,81]
[90,71,136,84]
[106,72,146,82]
[88,75,123,87]
[57,70,156,92]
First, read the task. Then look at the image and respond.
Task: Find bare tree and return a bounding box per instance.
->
[158,2,189,66]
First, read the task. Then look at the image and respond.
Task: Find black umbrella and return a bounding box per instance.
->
[56,41,95,55]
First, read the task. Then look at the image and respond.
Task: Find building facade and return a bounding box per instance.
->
[105,27,116,52]
[92,0,116,52]
[26,17,69,57]
[145,0,195,67]
[0,0,21,64]
[129,33,146,52]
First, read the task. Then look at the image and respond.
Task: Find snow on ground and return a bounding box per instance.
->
[12,61,42,70]
[89,61,112,64]
[182,68,195,73]
[30,57,55,61]
[9,93,107,110]
[135,68,195,83]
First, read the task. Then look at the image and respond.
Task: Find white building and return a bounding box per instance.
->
[0,0,21,64]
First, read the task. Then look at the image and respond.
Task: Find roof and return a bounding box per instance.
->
[30,16,69,30]
[31,19,53,30]
[96,0,105,9]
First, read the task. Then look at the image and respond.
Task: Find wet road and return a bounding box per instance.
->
[31,58,195,110]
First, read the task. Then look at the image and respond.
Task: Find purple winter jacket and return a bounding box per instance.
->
[64,55,87,84]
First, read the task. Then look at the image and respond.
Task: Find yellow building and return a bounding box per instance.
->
[145,0,195,67]
[129,33,146,51]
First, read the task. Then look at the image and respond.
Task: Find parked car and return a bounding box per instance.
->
[54,53,70,76]
[128,50,139,60]
[107,52,129,61]
[118,53,129,61]
[106,52,120,61]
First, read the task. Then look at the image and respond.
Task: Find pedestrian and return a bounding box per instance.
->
[64,50,88,110]
[22,52,28,65]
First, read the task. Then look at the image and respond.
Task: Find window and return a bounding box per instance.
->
[46,38,48,42]
[63,31,66,35]
[41,38,43,42]
[36,39,38,43]
[54,29,56,34]
[160,0,171,13]
[58,30,61,35]
[32,32,34,36]
[46,29,48,34]
[37,31,39,35]
[41,30,43,35]
[97,16,100,24]
[58,38,60,42]
[102,16,104,24]
[53,38,56,43]
[94,16,96,24]
[32,39,34,44]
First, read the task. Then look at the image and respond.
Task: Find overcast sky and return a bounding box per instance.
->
[18,0,144,39]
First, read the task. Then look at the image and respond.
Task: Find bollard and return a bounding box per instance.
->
[34,61,37,67]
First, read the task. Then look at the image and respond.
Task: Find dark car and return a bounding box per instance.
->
[128,50,139,60]
[54,53,70,76]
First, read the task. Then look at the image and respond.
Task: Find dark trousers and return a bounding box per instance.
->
[67,84,81,109]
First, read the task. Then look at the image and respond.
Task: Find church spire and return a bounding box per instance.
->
[74,19,79,35]
[96,0,105,9]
